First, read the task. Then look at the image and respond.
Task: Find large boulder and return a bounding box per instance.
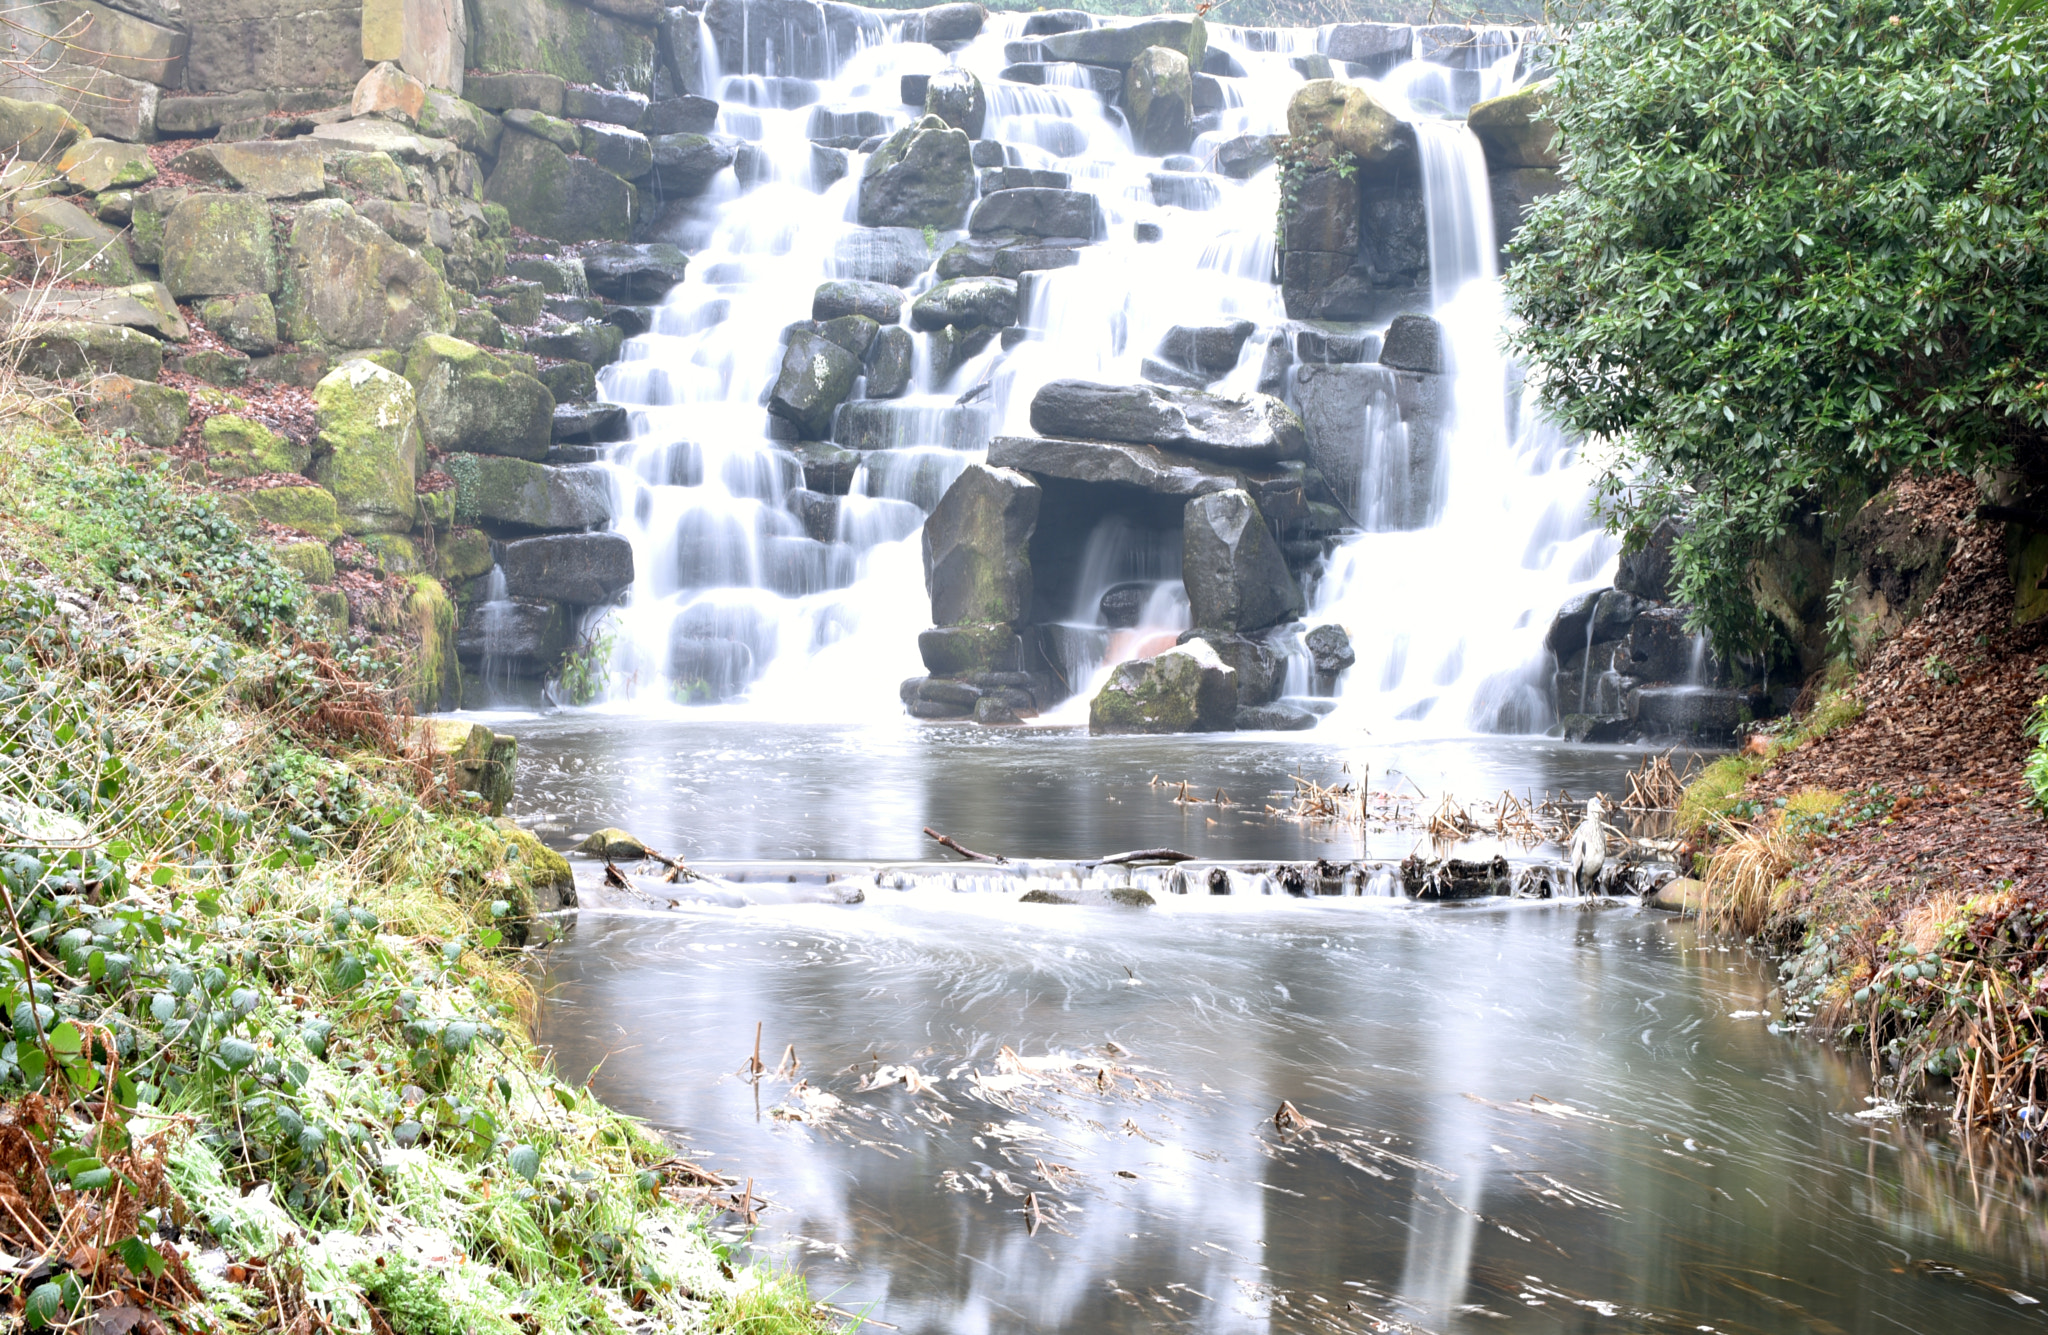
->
[485,131,637,243]
[967,188,1101,239]
[15,198,139,286]
[18,320,161,380]
[405,334,554,460]
[1615,515,1682,602]
[168,141,325,198]
[1379,313,1443,373]
[224,485,343,539]
[1182,489,1302,632]
[1124,46,1193,157]
[858,115,974,230]
[311,360,422,535]
[1467,80,1558,170]
[648,132,739,194]
[0,96,85,161]
[923,463,1039,626]
[84,374,188,448]
[469,0,658,91]
[768,330,861,439]
[909,276,1017,331]
[582,242,688,300]
[815,279,902,324]
[499,532,634,603]
[1287,79,1411,164]
[58,139,156,193]
[1180,628,1280,706]
[1088,639,1236,734]
[865,325,914,398]
[278,200,452,350]
[1029,380,1306,466]
[988,434,1243,498]
[923,68,985,137]
[449,454,611,532]
[1043,16,1205,73]
[1158,320,1254,378]
[418,93,504,154]
[203,413,307,478]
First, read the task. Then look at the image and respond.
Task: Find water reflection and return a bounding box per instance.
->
[539,897,2048,1334]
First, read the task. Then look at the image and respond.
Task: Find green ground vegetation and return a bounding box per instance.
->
[0,413,834,1333]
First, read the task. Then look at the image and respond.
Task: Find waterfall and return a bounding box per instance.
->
[580,11,1612,734]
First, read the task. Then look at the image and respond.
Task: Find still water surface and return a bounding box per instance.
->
[538,893,2048,1335]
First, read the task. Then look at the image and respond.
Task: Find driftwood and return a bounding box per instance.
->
[923,827,1008,864]
[1097,848,1194,865]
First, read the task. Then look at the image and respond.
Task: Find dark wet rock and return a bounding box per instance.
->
[833,226,937,286]
[1615,515,1682,602]
[1179,628,1280,705]
[1400,854,1510,899]
[987,434,1245,497]
[979,166,1071,192]
[581,242,689,301]
[1098,582,1148,628]
[1544,588,1644,656]
[550,402,629,443]
[815,313,881,358]
[1023,9,1091,34]
[923,462,1039,625]
[500,532,635,604]
[1182,489,1302,633]
[1042,17,1206,72]
[1124,44,1193,156]
[919,622,1024,675]
[1216,133,1281,179]
[787,440,862,493]
[859,114,975,230]
[1148,170,1220,210]
[1029,379,1307,466]
[1236,702,1319,731]
[968,187,1103,239]
[1296,329,1379,364]
[1615,606,1701,683]
[814,278,903,324]
[648,132,740,195]
[1141,357,1210,390]
[1306,623,1356,674]
[638,95,719,136]
[767,330,861,439]
[1158,320,1254,377]
[993,245,1081,280]
[1631,686,1746,740]
[457,598,567,668]
[1000,61,1123,95]
[1379,313,1444,373]
[910,275,1018,331]
[1089,639,1237,734]
[865,324,914,398]
[923,67,986,137]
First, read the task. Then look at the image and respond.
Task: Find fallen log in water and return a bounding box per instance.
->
[923,826,1008,863]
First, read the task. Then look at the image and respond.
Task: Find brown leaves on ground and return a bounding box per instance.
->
[1753,475,2048,935]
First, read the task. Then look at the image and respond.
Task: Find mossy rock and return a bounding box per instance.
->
[14,197,140,286]
[469,0,656,92]
[1287,79,1410,164]
[310,360,422,535]
[1088,641,1238,734]
[0,95,86,161]
[1467,80,1558,170]
[405,333,554,460]
[20,320,162,381]
[494,819,573,914]
[84,375,188,449]
[278,200,453,352]
[437,527,493,582]
[301,586,351,639]
[196,293,279,357]
[362,533,422,574]
[417,487,457,528]
[159,193,277,299]
[576,827,646,860]
[224,485,344,539]
[399,574,459,711]
[484,132,637,244]
[203,413,307,479]
[332,151,409,200]
[58,138,157,193]
[272,539,336,584]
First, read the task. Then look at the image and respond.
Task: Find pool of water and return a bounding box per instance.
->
[536,892,2048,1335]
[485,713,1683,861]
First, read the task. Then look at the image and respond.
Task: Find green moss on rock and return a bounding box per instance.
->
[203,413,307,479]
[309,360,421,535]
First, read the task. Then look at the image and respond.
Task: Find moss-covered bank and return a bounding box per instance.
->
[0,411,834,1333]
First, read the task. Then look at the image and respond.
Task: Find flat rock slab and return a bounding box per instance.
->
[311,119,458,165]
[988,434,1248,496]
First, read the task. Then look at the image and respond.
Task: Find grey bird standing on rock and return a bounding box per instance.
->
[1569,795,1607,896]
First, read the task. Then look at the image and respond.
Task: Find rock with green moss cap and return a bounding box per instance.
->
[1467,79,1559,170]
[159,193,277,298]
[223,484,344,539]
[1286,79,1412,164]
[1088,638,1238,734]
[278,200,453,351]
[576,827,646,859]
[58,139,157,193]
[300,586,351,638]
[361,533,421,574]
[495,819,572,911]
[203,413,307,478]
[310,360,422,535]
[418,93,503,156]
[272,540,335,584]
[483,131,637,244]
[196,293,278,356]
[20,320,161,380]
[84,374,188,448]
[331,151,409,200]
[406,333,554,460]
[437,527,493,582]
[445,452,610,532]
[14,198,139,285]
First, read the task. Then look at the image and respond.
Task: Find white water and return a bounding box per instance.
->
[582,8,1612,735]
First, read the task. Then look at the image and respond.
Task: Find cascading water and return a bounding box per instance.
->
[582,7,1611,736]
